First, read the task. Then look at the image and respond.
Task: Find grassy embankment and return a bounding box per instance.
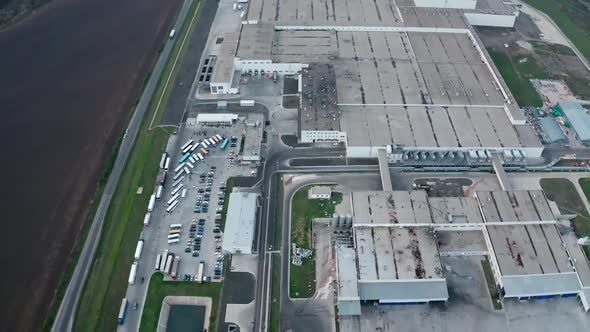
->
[488,50,545,107]
[73,1,204,331]
[290,185,342,298]
[524,0,590,62]
[541,178,590,257]
[269,175,284,332]
[523,0,590,99]
[274,174,284,250]
[139,273,221,332]
[269,252,281,332]
[481,258,503,310]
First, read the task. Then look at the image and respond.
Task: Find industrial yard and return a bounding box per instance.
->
[117,107,264,330]
[75,0,590,331]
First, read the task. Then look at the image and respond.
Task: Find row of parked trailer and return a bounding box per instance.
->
[154,248,181,279]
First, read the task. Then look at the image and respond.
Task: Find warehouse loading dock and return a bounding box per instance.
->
[335,189,590,315]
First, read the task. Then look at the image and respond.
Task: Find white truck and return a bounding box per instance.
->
[147,193,156,212]
[134,240,144,260]
[128,262,138,285]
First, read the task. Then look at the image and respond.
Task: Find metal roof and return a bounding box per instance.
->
[358,279,449,302]
[502,273,581,297]
[336,246,361,315]
[196,113,238,123]
[222,192,258,254]
[538,117,568,143]
[559,101,590,143]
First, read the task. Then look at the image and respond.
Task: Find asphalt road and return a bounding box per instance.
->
[51,1,193,331]
[252,147,346,332]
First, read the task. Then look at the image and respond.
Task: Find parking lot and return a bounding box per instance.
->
[156,119,257,280]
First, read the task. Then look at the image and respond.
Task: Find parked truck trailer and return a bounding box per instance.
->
[171,256,181,279]
[134,240,144,260]
[147,193,156,212]
[128,262,138,285]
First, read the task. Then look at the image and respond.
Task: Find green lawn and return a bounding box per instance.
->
[488,50,544,107]
[73,1,204,331]
[139,273,221,332]
[481,258,503,311]
[541,178,590,257]
[524,0,590,64]
[269,253,281,332]
[289,186,342,298]
[274,174,284,249]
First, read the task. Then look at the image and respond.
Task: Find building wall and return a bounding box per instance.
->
[210,82,235,95]
[348,146,542,160]
[465,13,517,28]
[301,130,346,143]
[242,155,261,162]
[234,58,308,75]
[414,0,476,9]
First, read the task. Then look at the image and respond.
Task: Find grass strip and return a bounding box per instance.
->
[269,253,281,332]
[274,174,284,249]
[73,1,203,330]
[289,185,342,298]
[139,273,221,332]
[488,50,544,107]
[481,258,503,310]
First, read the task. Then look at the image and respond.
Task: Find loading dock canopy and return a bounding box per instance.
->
[196,113,238,124]
[502,273,581,298]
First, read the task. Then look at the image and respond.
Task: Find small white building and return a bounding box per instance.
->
[196,113,238,126]
[222,192,258,254]
[308,186,332,199]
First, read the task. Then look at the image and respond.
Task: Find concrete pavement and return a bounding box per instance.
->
[51,1,194,331]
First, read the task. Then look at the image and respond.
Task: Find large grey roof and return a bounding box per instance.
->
[502,273,581,297]
[559,101,590,143]
[358,279,449,302]
[336,246,360,299]
[222,192,258,253]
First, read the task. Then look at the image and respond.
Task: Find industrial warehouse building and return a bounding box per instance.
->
[241,113,264,163]
[201,0,543,162]
[557,101,590,144]
[222,192,258,254]
[195,113,238,126]
[538,117,568,144]
[335,189,590,315]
